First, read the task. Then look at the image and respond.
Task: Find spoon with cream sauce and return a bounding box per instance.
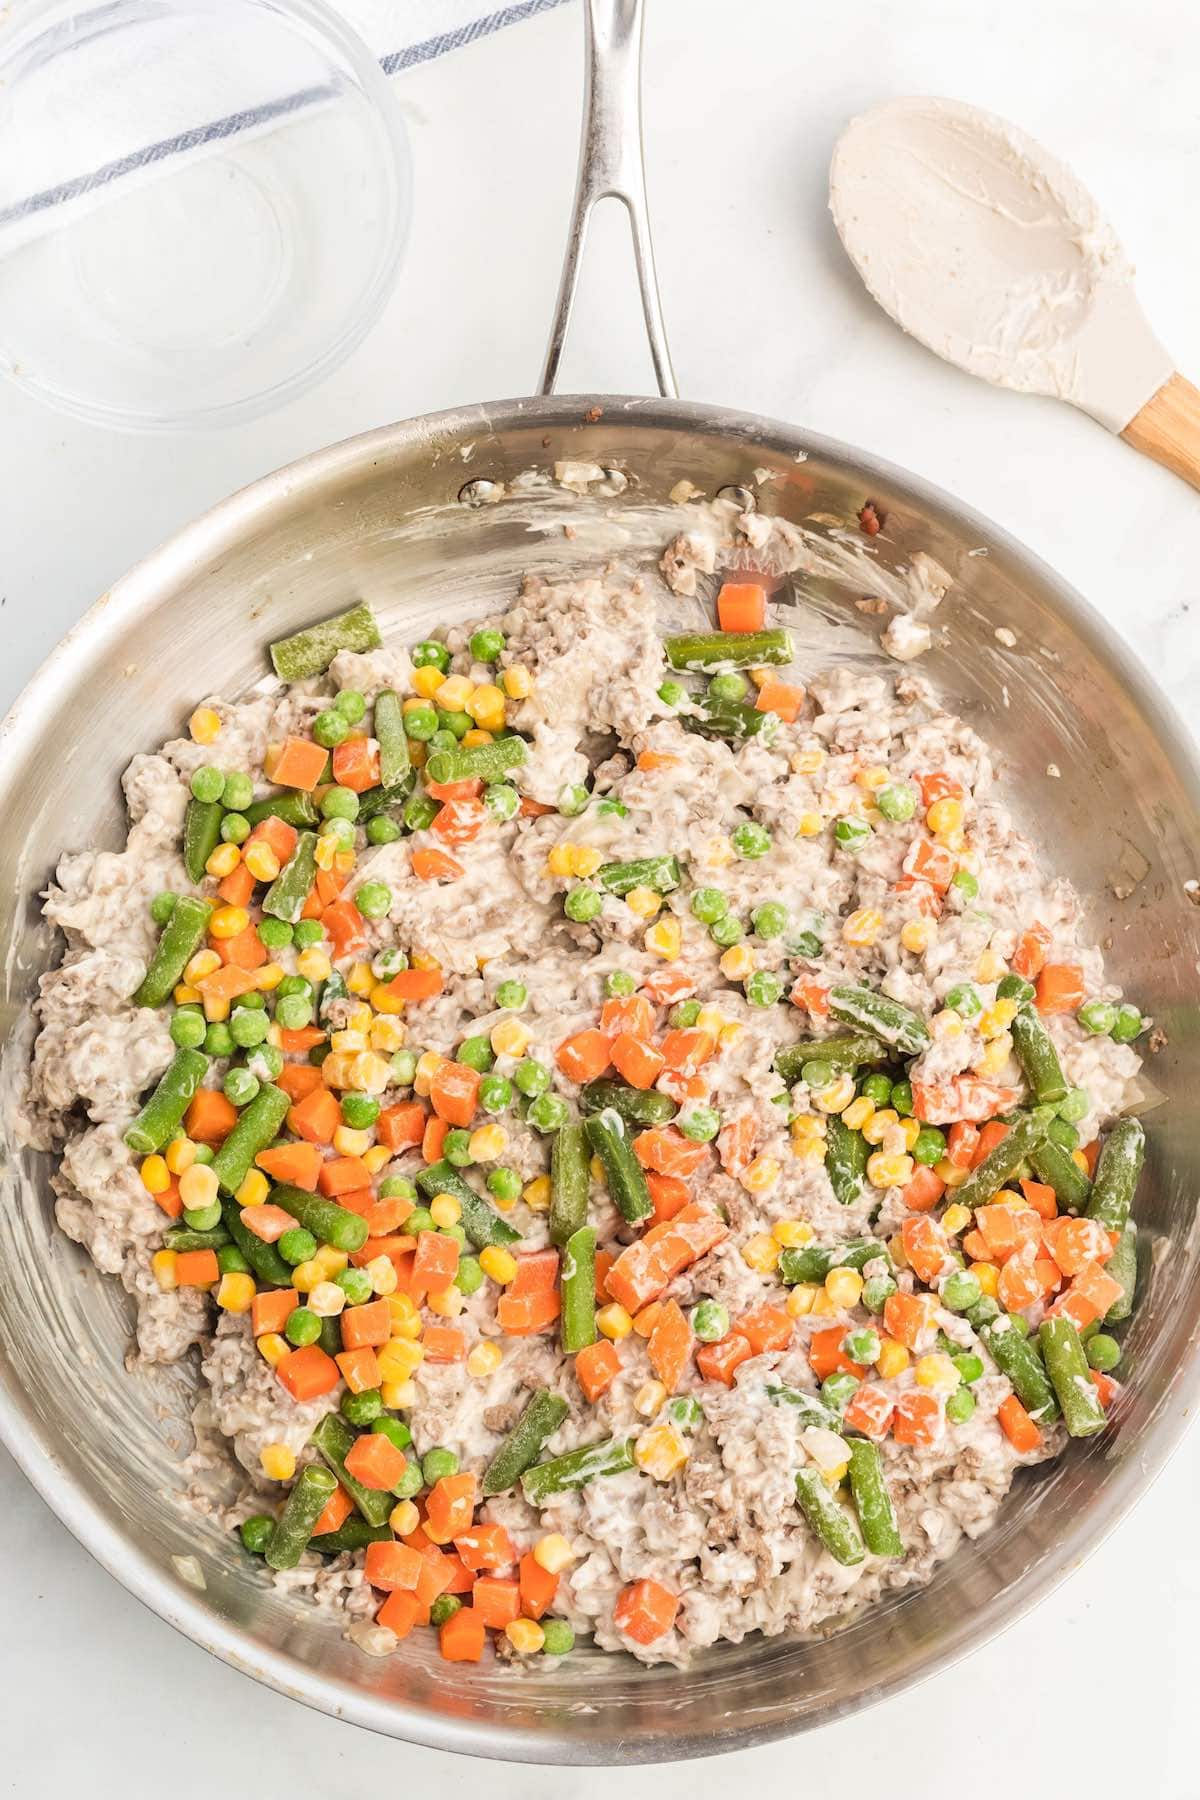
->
[830,96,1200,491]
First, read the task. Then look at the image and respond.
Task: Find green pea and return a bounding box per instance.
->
[443,1223,468,1249]
[677,1106,720,1143]
[514,1059,550,1097]
[422,1447,459,1485]
[403,793,439,832]
[482,783,518,823]
[487,1167,521,1202]
[843,1327,880,1364]
[367,815,402,845]
[370,948,405,979]
[541,1619,575,1656]
[731,820,771,858]
[183,1201,223,1231]
[861,1073,893,1107]
[374,1416,413,1453]
[379,1176,417,1202]
[912,1126,946,1166]
[965,1296,1001,1330]
[250,1044,285,1082]
[321,785,360,822]
[594,797,627,818]
[219,812,250,845]
[335,689,366,724]
[709,914,743,947]
[403,705,439,742]
[192,1144,215,1166]
[709,671,748,703]
[1110,1003,1144,1043]
[217,1244,252,1276]
[478,1074,513,1114]
[565,886,602,922]
[1057,1087,1089,1125]
[528,1094,569,1133]
[275,995,313,1031]
[257,916,293,950]
[945,983,981,1018]
[190,765,225,803]
[237,990,267,1010]
[745,970,784,1008]
[690,887,727,924]
[150,891,179,926]
[313,709,351,748]
[558,784,589,816]
[604,971,636,998]
[441,710,473,740]
[451,1038,490,1076]
[469,628,505,663]
[951,869,979,899]
[355,881,392,919]
[876,782,916,823]
[751,901,788,939]
[170,1008,207,1050]
[952,1352,984,1385]
[277,1227,317,1267]
[862,1275,897,1314]
[277,976,313,1001]
[341,1093,380,1130]
[240,1515,275,1555]
[669,1000,702,1029]
[336,1269,374,1306]
[455,1256,484,1295]
[945,1387,976,1425]
[390,1050,418,1087]
[941,1270,981,1313]
[1008,1313,1031,1339]
[412,640,451,673]
[406,1207,435,1235]
[691,1300,728,1342]
[1078,998,1117,1036]
[392,1464,424,1500]
[320,815,356,849]
[219,771,253,812]
[229,1008,269,1049]
[285,1307,322,1347]
[835,815,874,853]
[667,1396,703,1434]
[223,1068,260,1109]
[204,1022,234,1057]
[788,929,823,959]
[657,680,687,707]
[1086,1333,1121,1372]
[341,1387,384,1426]
[821,1371,860,1410]
[800,1058,833,1090]
[444,1129,474,1167]
[430,1594,463,1626]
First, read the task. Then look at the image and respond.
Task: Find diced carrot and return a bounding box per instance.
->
[997,1248,1044,1313]
[613,1578,679,1645]
[314,868,344,908]
[375,1589,425,1639]
[320,898,368,958]
[754,678,804,722]
[344,1431,408,1492]
[843,1383,895,1439]
[411,1231,461,1295]
[453,1524,515,1574]
[900,1215,949,1284]
[425,1471,477,1542]
[636,750,682,772]
[287,1087,341,1145]
[903,1164,946,1212]
[641,966,697,1005]
[575,1338,622,1401]
[903,836,955,893]
[184,1088,239,1145]
[519,797,556,816]
[196,964,258,1005]
[152,1178,183,1219]
[331,734,381,793]
[216,924,268,971]
[439,1607,486,1661]
[389,1250,417,1293]
[1082,1139,1100,1177]
[883,1291,932,1349]
[716,581,767,633]
[472,1576,521,1629]
[430,798,487,846]
[610,1033,666,1090]
[423,1324,468,1362]
[892,1390,943,1448]
[972,1120,1009,1168]
[238,1203,295,1243]
[808,1327,866,1381]
[1042,1215,1113,1277]
[659,1028,715,1073]
[244,813,298,864]
[716,1114,757,1176]
[648,1299,693,1391]
[496,1290,561,1336]
[385,966,445,1001]
[632,1128,710,1177]
[947,1121,980,1169]
[1048,1261,1124,1330]
[1018,1177,1058,1220]
[1090,1368,1121,1409]
[974,1203,1042,1263]
[915,771,964,809]
[377,1101,426,1150]
[271,736,330,792]
[1035,964,1085,1015]
[339,1298,393,1349]
[174,1248,220,1288]
[909,1078,1020,1126]
[646,1171,689,1224]
[275,1343,339,1401]
[1033,1256,1062,1297]
[695,1331,753,1386]
[555,1029,613,1084]
[279,1025,326,1053]
[411,847,465,882]
[594,1249,614,1303]
[600,993,655,1038]
[604,1204,728,1313]
[365,1540,425,1592]
[312,1482,353,1538]
[509,1249,560,1295]
[1011,922,1052,980]
[961,1230,990,1263]
[217,861,256,908]
[252,1287,298,1337]
[317,1155,371,1197]
[997,1393,1042,1454]
[299,888,324,922]
[425,777,483,804]
[442,1552,476,1595]
[429,1060,481,1127]
[737,1304,793,1357]
[274,1064,324,1104]
[422,1114,449,1164]
[519,1551,559,1620]
[348,1232,417,1269]
[417,1548,459,1607]
[335,1346,382,1394]
[254,1141,323,1188]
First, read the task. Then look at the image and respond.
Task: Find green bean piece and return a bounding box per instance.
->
[183,799,224,885]
[373,689,411,789]
[162,1225,231,1253]
[1086,1116,1145,1235]
[424,736,528,786]
[828,986,931,1057]
[826,1116,869,1206]
[774,1034,887,1088]
[953,1109,1053,1212]
[595,855,682,897]
[220,1198,294,1286]
[663,628,793,671]
[243,791,320,830]
[415,1161,522,1247]
[764,1384,842,1431]
[578,1079,678,1126]
[265,1464,338,1570]
[996,972,1036,1004]
[356,775,415,822]
[269,602,382,682]
[981,1318,1059,1422]
[211,1083,291,1195]
[309,1518,392,1556]
[794,1468,864,1567]
[560,1226,597,1354]
[318,1314,343,1359]
[307,1414,395,1526]
[1103,1223,1138,1323]
[1028,1138,1092,1214]
[317,969,349,1025]
[1011,1008,1068,1106]
[549,1123,590,1247]
[683,698,779,743]
[133,897,215,1009]
[271,1182,368,1254]
[481,1390,571,1496]
[847,1441,904,1557]
[1039,1317,1107,1437]
[520,1436,636,1506]
[262,831,318,924]
[124,1048,210,1154]
[584,1110,653,1224]
[778,1239,890,1286]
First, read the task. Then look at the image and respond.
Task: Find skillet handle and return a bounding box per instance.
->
[539,0,677,398]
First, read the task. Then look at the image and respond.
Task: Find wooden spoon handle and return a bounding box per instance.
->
[1121,373,1200,491]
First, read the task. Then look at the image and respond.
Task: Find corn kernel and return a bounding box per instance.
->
[189,706,221,744]
[934,1157,969,1189]
[634,1423,689,1480]
[628,1381,667,1422]
[313,1247,347,1281]
[866,1150,914,1189]
[462,728,494,748]
[412,664,446,699]
[597,1303,633,1340]
[900,917,936,955]
[718,1022,745,1052]
[202,994,231,1024]
[389,1499,421,1537]
[386,1293,422,1340]
[862,1108,898,1146]
[491,1017,532,1057]
[429,1194,461,1230]
[797,812,824,837]
[505,1618,546,1655]
[349,1052,392,1097]
[342,960,371,996]
[361,1145,391,1178]
[256,1332,289,1367]
[160,1137,195,1178]
[942,1202,971,1235]
[625,884,663,919]
[140,1154,170,1195]
[381,1379,418,1409]
[185,949,221,984]
[794,1136,828,1167]
[151,1249,178,1291]
[365,1254,397,1296]
[1071,1148,1091,1174]
[240,844,277,882]
[501,664,533,699]
[332,1125,371,1158]
[254,962,285,992]
[741,1231,781,1272]
[840,1096,874,1132]
[568,845,602,878]
[467,683,506,728]
[842,907,883,947]
[825,1267,864,1309]
[927,797,964,837]
[179,1163,218,1210]
[645,916,681,959]
[741,1155,781,1195]
[975,1035,1013,1077]
[897,1116,921,1152]
[533,1532,576,1574]
[469,1123,508,1162]
[205,843,241,879]
[791,747,825,775]
[260,1442,296,1481]
[309,1280,346,1317]
[773,1218,814,1248]
[813,1071,855,1113]
[915,1352,960,1393]
[876,1337,910,1378]
[547,844,574,877]
[378,1338,424,1382]
[790,1112,827,1140]
[522,1174,551,1211]
[718,943,755,980]
[480,1246,518,1285]
[368,1015,406,1055]
[427,1284,464,1318]
[217,1271,256,1314]
[331,1030,368,1057]
[975,948,1006,982]
[786,1284,819,1318]
[208,904,248,941]
[436,674,473,712]
[313,835,337,872]
[466,1340,503,1378]
[290,1259,321,1293]
[979,998,1018,1040]
[969,1261,1000,1298]
[173,984,202,1005]
[703,836,735,869]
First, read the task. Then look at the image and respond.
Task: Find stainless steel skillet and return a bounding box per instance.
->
[1,0,1199,1765]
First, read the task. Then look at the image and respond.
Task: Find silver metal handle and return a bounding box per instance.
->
[539,0,677,398]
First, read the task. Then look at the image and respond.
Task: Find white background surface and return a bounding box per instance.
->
[4,1,1199,1793]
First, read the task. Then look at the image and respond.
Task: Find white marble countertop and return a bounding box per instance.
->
[4,1,1199,1792]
